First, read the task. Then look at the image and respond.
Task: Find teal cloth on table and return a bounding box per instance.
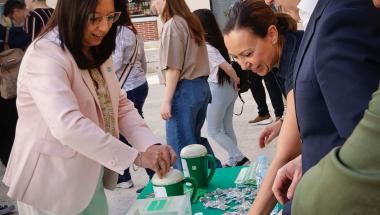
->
[139,167,283,215]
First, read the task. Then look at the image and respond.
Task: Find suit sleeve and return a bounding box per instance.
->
[26,41,139,174]
[314,4,380,139]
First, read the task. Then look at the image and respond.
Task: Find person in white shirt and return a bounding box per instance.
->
[193,9,250,167]
[297,0,318,29]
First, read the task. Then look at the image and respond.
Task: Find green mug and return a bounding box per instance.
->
[152,169,198,204]
[180,144,217,188]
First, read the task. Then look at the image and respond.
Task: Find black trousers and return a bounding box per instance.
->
[249,72,284,117]
[0,97,18,166]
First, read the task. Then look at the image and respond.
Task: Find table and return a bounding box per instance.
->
[138,166,249,214]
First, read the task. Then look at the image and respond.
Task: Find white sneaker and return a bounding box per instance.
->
[116,180,134,189]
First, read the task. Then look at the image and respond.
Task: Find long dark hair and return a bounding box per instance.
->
[193,9,230,85]
[38,0,122,69]
[118,0,137,34]
[162,0,204,46]
[224,0,297,44]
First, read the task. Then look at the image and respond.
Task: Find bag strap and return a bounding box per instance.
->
[119,37,138,87]
[4,27,10,50]
[234,92,245,116]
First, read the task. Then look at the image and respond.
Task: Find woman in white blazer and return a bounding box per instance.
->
[2,0,176,214]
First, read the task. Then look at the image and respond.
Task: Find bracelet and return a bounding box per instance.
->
[133,152,142,171]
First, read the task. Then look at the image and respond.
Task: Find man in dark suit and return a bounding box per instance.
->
[272,0,380,214]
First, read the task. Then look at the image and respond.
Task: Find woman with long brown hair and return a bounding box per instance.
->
[152,0,219,170]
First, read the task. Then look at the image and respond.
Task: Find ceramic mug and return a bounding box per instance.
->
[180,144,217,188]
[152,169,198,203]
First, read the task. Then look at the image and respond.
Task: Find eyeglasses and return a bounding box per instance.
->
[88,11,121,26]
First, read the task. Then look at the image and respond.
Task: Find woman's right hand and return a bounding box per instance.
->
[160,101,172,120]
[233,77,241,91]
[134,144,177,178]
[259,119,282,148]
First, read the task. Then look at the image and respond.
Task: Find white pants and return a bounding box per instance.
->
[207,82,244,165]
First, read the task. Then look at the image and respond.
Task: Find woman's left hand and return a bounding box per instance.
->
[160,101,172,120]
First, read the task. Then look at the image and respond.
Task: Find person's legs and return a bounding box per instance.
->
[126,81,149,118]
[263,72,284,118]
[223,85,248,164]
[249,73,273,125]
[0,204,16,215]
[0,98,18,166]
[207,83,244,165]
[117,135,133,188]
[167,78,216,170]
[196,80,222,167]
[249,73,269,117]
[118,81,153,187]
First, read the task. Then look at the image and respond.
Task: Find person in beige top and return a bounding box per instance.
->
[152,0,220,170]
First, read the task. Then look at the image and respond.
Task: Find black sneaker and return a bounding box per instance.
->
[235,157,250,166]
[0,204,15,215]
[224,157,250,167]
[136,186,145,193]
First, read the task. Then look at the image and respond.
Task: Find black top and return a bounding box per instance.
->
[273,31,303,97]
[0,25,31,51]
[23,8,54,41]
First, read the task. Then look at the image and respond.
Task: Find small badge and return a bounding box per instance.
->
[107,67,112,72]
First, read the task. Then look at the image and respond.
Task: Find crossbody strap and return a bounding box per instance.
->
[119,37,138,87]
[4,27,10,50]
[234,93,245,116]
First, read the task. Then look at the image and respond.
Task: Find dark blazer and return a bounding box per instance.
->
[292,84,380,214]
[284,0,380,213]
[294,0,380,174]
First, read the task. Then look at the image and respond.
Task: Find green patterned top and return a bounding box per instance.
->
[89,68,117,137]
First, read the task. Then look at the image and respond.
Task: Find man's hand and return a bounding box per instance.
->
[259,120,282,148]
[272,155,302,204]
[135,144,177,178]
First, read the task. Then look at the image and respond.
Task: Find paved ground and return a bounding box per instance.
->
[0,42,279,215]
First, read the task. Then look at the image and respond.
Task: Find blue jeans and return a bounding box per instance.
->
[207,82,244,166]
[118,81,155,182]
[166,77,221,170]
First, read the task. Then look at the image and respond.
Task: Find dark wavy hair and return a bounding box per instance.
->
[4,0,26,17]
[118,0,137,34]
[39,0,123,70]
[224,0,297,44]
[193,9,231,85]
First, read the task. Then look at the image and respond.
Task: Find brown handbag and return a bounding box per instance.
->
[0,48,24,99]
[0,28,24,99]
